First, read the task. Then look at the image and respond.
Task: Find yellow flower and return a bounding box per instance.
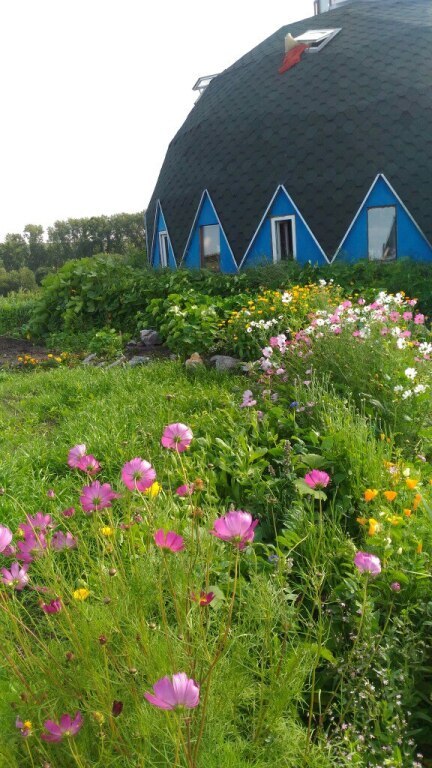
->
[47,353,53,358]
[73,588,90,601]
[405,478,419,490]
[55,357,62,363]
[368,518,379,536]
[383,490,397,502]
[144,482,161,498]
[387,515,402,526]
[92,711,105,724]
[356,517,367,526]
[364,488,379,502]
[100,526,114,537]
[416,541,423,554]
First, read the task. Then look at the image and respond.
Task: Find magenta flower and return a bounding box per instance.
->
[0,525,12,553]
[154,529,185,552]
[414,313,425,324]
[47,489,55,499]
[390,582,401,592]
[161,423,193,453]
[68,444,87,468]
[17,533,48,563]
[51,531,77,551]
[191,590,215,606]
[19,512,53,537]
[62,507,75,518]
[175,483,195,497]
[210,510,258,549]
[41,711,83,742]
[354,551,381,575]
[144,672,200,710]
[121,458,156,492]
[304,470,331,490]
[76,454,101,475]
[41,598,62,614]
[1,562,29,590]
[112,700,123,717]
[80,481,120,514]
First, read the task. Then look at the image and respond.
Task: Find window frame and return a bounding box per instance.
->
[367,205,397,263]
[199,224,221,271]
[294,28,341,52]
[271,215,297,264]
[158,231,170,268]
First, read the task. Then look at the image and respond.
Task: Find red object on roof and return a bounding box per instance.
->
[278,43,308,74]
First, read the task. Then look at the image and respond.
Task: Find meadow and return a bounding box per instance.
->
[0,275,432,767]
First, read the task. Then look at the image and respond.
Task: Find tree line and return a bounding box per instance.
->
[0,212,146,295]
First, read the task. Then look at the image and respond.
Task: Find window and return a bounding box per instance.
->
[159,232,169,268]
[271,216,296,263]
[200,224,220,271]
[294,28,341,51]
[368,207,397,261]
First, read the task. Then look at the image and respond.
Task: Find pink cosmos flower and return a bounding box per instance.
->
[17,533,48,563]
[51,531,77,551]
[161,423,193,453]
[80,481,120,514]
[414,313,425,324]
[76,454,101,475]
[62,507,76,518]
[1,562,29,590]
[19,512,53,538]
[390,582,401,592]
[121,458,156,492]
[175,483,195,497]
[240,390,257,408]
[68,444,87,468]
[144,673,200,710]
[389,311,400,322]
[154,529,185,552]
[191,590,215,606]
[0,525,12,553]
[47,489,55,499]
[41,598,62,614]
[354,551,381,575]
[403,311,413,321]
[211,510,258,549]
[41,711,83,742]
[357,298,366,305]
[304,470,331,490]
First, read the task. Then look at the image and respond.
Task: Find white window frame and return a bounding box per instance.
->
[159,231,169,268]
[271,216,297,264]
[295,28,341,52]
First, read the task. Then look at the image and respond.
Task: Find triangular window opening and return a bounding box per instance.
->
[200,224,221,271]
[158,231,170,268]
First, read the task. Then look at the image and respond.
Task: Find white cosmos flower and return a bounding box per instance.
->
[402,389,413,399]
[414,384,427,394]
[405,367,417,380]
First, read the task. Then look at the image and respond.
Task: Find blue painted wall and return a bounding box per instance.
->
[335,176,432,263]
[241,186,327,269]
[182,192,238,273]
[151,204,177,269]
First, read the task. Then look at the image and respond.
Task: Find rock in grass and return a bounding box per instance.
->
[139,329,162,346]
[106,356,126,369]
[128,355,151,367]
[82,353,97,365]
[210,355,241,371]
[185,353,204,368]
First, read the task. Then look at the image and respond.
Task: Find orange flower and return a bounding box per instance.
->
[413,493,422,510]
[403,508,412,517]
[383,491,397,502]
[356,517,367,526]
[364,489,379,502]
[405,478,419,490]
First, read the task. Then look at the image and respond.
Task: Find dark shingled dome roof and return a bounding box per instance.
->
[146,0,432,264]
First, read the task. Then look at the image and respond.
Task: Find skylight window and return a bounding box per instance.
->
[295,28,341,51]
[192,74,219,99]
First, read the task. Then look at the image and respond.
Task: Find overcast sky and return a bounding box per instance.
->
[0,0,313,240]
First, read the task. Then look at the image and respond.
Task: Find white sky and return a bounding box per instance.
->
[0,0,312,241]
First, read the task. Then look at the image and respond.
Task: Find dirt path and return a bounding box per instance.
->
[0,336,50,365]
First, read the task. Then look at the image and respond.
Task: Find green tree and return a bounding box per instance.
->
[0,233,29,271]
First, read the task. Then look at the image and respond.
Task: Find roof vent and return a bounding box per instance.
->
[192,74,219,102]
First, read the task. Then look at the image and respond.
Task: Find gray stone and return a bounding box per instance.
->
[128,355,151,367]
[106,356,126,369]
[126,340,138,348]
[210,355,241,371]
[82,353,97,365]
[139,329,162,346]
